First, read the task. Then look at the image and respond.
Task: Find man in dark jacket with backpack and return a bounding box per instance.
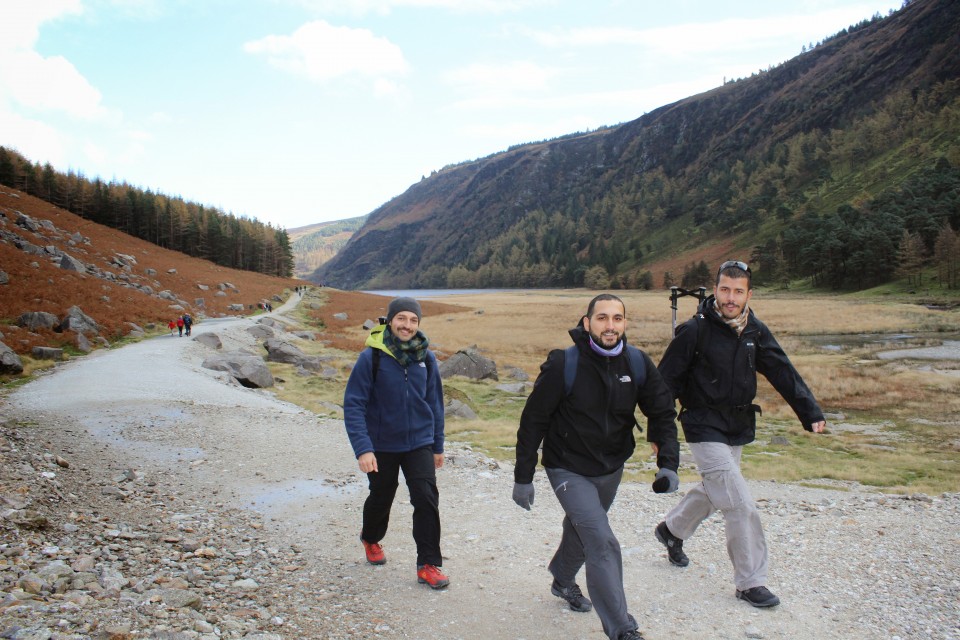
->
[656,260,826,608]
[513,294,680,640]
[343,297,449,589]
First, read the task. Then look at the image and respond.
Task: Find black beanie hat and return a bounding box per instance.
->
[386,297,422,324]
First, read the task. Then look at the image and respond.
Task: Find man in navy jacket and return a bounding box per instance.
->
[343,297,449,589]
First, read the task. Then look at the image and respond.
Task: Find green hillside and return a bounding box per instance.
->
[290,216,367,279]
[317,0,960,294]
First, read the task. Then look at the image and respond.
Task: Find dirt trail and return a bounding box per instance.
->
[4,297,958,640]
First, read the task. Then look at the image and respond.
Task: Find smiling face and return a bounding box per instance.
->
[388,310,420,342]
[715,274,753,320]
[582,299,626,348]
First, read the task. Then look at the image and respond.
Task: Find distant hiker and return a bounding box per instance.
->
[183,314,193,336]
[176,316,184,337]
[168,319,176,335]
[342,297,449,589]
[513,293,680,640]
[656,260,827,608]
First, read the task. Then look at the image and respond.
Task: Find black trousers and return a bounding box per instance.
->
[361,446,442,567]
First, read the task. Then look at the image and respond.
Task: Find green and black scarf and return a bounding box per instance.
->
[383,327,430,367]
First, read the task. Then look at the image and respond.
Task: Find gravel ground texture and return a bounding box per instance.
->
[2,296,958,640]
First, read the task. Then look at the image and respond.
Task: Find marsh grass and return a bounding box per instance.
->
[269,288,960,495]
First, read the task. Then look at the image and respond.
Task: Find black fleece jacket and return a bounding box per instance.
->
[514,327,679,484]
[658,296,824,446]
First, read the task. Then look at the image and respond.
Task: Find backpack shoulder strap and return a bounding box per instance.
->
[563,345,578,396]
[371,347,381,383]
[624,344,647,387]
[693,313,708,365]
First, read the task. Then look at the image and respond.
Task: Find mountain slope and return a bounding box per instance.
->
[0,186,299,358]
[288,216,367,279]
[317,0,960,290]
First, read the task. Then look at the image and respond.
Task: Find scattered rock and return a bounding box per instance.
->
[439,345,499,381]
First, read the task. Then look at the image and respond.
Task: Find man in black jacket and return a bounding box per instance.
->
[656,261,826,608]
[513,294,680,640]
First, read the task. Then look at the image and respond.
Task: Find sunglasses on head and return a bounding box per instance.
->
[718,260,751,275]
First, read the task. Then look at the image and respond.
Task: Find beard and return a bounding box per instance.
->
[590,329,622,348]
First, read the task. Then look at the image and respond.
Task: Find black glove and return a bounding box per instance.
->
[512,482,535,510]
[652,468,679,494]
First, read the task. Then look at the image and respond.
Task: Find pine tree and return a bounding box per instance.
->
[896,230,925,286]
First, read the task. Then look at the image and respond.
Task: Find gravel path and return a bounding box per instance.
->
[2,299,958,640]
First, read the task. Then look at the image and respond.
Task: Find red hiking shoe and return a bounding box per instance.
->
[361,539,386,565]
[417,564,450,589]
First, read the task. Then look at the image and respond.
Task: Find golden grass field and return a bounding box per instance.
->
[282,287,960,495]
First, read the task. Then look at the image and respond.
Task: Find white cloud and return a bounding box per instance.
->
[0,0,83,50]
[0,109,67,165]
[0,50,107,119]
[444,60,557,96]
[83,140,107,165]
[0,1,106,120]
[244,20,408,89]
[518,7,891,55]
[290,0,548,17]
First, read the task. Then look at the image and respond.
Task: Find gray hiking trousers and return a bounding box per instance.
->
[546,466,638,640]
[665,442,769,590]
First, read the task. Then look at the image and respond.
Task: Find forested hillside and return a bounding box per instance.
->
[288,216,367,279]
[0,148,294,278]
[317,0,960,292]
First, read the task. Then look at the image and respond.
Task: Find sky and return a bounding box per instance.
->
[0,0,904,230]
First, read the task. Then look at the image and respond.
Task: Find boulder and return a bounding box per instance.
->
[17,311,59,331]
[59,306,99,335]
[195,333,223,349]
[445,399,478,420]
[75,332,93,353]
[438,346,498,381]
[495,382,529,394]
[31,346,64,361]
[16,212,39,232]
[247,324,275,340]
[0,270,8,285]
[0,341,24,374]
[262,338,323,371]
[125,322,145,337]
[257,317,287,330]
[201,351,273,388]
[504,367,530,381]
[59,252,87,272]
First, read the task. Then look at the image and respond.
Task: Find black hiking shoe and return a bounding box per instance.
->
[736,586,781,608]
[655,521,689,567]
[550,579,592,612]
[618,631,646,640]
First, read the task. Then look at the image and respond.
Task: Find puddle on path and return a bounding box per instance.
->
[245,479,361,514]
[77,407,207,463]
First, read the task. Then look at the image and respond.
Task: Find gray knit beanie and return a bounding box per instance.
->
[386,297,422,324]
